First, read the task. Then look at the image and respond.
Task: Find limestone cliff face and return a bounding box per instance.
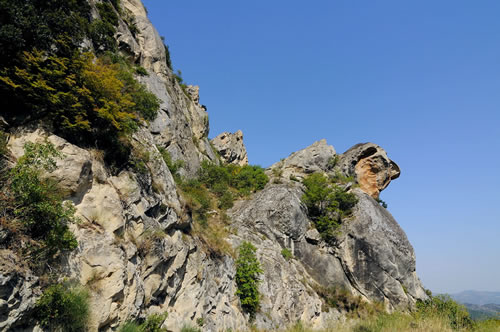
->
[0,1,427,331]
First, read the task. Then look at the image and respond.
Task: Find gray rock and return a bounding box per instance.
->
[210,130,249,166]
[335,188,428,308]
[338,143,400,198]
[0,250,40,331]
[270,139,336,181]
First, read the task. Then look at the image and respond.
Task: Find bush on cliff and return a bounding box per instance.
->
[34,282,90,332]
[235,241,263,319]
[302,173,358,244]
[0,50,160,169]
[6,142,78,259]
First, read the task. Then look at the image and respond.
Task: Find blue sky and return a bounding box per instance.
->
[142,0,500,294]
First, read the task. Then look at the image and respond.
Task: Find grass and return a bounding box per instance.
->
[256,294,500,332]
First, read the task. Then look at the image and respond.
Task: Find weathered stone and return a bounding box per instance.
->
[7,129,93,201]
[338,143,400,198]
[336,188,427,308]
[210,130,249,166]
[270,139,336,181]
[0,250,40,331]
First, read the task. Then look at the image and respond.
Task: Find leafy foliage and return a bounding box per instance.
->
[157,146,184,182]
[416,294,473,330]
[118,312,168,332]
[281,248,293,261]
[180,325,201,332]
[90,1,120,52]
[376,197,388,208]
[0,50,159,169]
[302,173,358,244]
[0,0,91,65]
[199,161,268,197]
[34,283,90,332]
[8,142,78,258]
[235,241,263,319]
[313,284,383,318]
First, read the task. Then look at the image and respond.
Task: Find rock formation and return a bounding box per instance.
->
[0,0,427,331]
[269,139,336,180]
[210,130,249,166]
[338,143,400,199]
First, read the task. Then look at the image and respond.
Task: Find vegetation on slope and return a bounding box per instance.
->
[33,282,90,332]
[0,0,160,170]
[235,241,263,320]
[301,172,358,244]
[174,161,268,257]
[0,142,78,262]
[261,294,499,332]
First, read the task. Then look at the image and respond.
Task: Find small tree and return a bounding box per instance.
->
[34,283,90,332]
[9,142,78,258]
[235,241,263,319]
[302,172,358,244]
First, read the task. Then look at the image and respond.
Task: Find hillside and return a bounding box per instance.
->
[0,1,492,332]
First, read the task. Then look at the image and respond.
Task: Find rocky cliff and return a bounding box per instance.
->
[0,1,427,331]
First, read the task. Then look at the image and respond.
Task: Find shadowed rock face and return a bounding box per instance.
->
[338,143,400,198]
[210,130,248,166]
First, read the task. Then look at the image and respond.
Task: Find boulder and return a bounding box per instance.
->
[210,130,249,166]
[270,139,336,180]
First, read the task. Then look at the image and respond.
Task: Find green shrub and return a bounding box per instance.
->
[119,312,168,332]
[416,294,473,330]
[218,190,234,210]
[327,155,339,169]
[136,66,149,76]
[235,241,263,319]
[376,198,388,208]
[199,161,268,197]
[157,146,184,182]
[9,142,78,257]
[0,50,159,170]
[180,325,201,332]
[302,173,358,244]
[90,2,120,52]
[0,0,91,66]
[330,169,356,185]
[164,44,172,69]
[34,283,90,332]
[281,248,293,261]
[230,165,269,195]
[140,313,168,332]
[119,322,142,332]
[179,179,211,225]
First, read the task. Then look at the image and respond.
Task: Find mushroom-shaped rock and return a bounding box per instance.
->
[210,130,248,166]
[338,143,400,198]
[270,139,336,180]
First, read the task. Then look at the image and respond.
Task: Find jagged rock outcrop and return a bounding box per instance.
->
[270,139,336,180]
[210,131,249,166]
[117,0,217,177]
[338,143,400,198]
[228,183,427,317]
[0,250,40,331]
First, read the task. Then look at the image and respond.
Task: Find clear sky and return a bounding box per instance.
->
[142,0,500,294]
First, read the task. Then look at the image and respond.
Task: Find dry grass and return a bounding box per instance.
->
[257,312,500,332]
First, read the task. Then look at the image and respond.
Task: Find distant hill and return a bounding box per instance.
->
[450,290,500,305]
[463,303,500,320]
